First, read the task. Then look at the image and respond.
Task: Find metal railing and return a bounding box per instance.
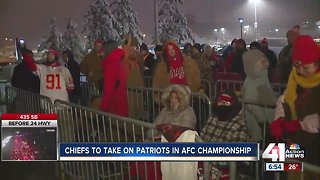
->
[214,80,287,97]
[5,86,54,114]
[0,80,11,113]
[127,86,212,131]
[3,86,211,179]
[143,76,213,100]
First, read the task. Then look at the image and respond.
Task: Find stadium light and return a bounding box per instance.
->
[239,18,244,39]
[249,0,260,40]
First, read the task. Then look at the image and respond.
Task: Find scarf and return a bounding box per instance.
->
[165,43,187,85]
[284,67,320,120]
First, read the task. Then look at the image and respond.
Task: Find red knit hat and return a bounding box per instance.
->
[94,39,104,45]
[48,49,59,57]
[292,35,320,66]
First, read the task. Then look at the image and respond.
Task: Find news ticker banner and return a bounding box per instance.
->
[1,114,58,161]
[59,142,259,161]
[1,114,57,127]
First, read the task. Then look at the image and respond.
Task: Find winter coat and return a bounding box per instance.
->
[231,50,246,79]
[100,49,128,117]
[200,114,250,142]
[263,48,277,69]
[80,51,103,88]
[152,40,201,92]
[153,84,197,131]
[242,49,277,106]
[242,49,277,141]
[197,54,213,82]
[275,85,320,165]
[277,45,293,83]
[143,52,156,76]
[224,52,235,72]
[64,50,81,97]
[11,61,40,94]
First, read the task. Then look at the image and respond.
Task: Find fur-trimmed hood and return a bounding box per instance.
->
[161,84,191,111]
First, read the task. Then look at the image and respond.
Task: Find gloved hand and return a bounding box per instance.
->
[282,120,301,133]
[269,118,284,140]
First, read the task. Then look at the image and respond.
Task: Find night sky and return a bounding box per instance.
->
[0,0,319,47]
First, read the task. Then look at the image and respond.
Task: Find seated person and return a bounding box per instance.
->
[147,84,197,140]
[201,90,250,142]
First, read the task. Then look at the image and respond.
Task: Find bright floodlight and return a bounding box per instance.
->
[250,0,260,3]
[239,18,244,23]
[214,29,218,32]
[19,39,25,44]
[318,25,320,29]
[221,28,225,31]
[275,29,279,32]
[5,37,8,41]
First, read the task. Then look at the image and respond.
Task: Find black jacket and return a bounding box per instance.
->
[11,61,40,93]
[143,53,156,76]
[64,50,81,97]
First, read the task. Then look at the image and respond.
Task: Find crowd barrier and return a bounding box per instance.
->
[5,86,53,114]
[80,81,99,106]
[4,86,319,180]
[127,86,212,131]
[143,76,213,100]
[214,80,287,97]
[0,80,11,113]
[3,86,212,179]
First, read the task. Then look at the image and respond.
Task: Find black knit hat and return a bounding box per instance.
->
[140,43,148,51]
[154,44,163,52]
[193,43,202,52]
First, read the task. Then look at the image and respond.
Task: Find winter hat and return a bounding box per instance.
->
[291,35,320,66]
[48,49,59,58]
[192,43,202,52]
[62,50,74,61]
[140,43,148,51]
[260,38,268,45]
[94,39,104,45]
[292,25,301,34]
[215,91,237,107]
[154,45,163,52]
[249,41,260,50]
[286,29,299,38]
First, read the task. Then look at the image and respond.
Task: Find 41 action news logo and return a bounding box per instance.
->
[262,143,305,162]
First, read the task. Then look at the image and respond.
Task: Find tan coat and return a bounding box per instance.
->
[80,51,103,87]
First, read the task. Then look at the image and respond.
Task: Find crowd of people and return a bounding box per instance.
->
[9,24,320,179]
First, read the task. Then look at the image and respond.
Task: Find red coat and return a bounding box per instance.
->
[100,49,129,117]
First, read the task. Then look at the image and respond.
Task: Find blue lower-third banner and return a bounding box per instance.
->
[59,142,259,161]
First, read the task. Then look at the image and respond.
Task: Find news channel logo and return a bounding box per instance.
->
[262,143,305,162]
